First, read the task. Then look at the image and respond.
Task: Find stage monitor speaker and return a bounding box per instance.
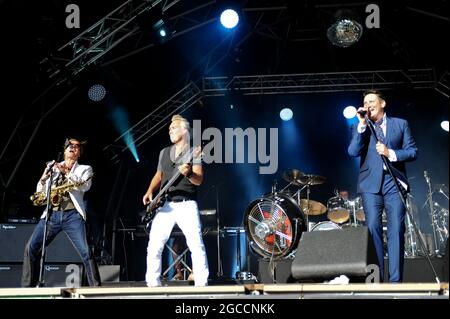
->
[0,223,82,263]
[258,258,294,283]
[98,265,120,283]
[291,227,378,281]
[0,263,83,288]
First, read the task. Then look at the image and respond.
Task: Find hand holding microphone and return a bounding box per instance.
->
[356,106,369,124]
[39,160,56,184]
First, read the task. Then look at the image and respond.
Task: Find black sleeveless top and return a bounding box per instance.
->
[158,145,198,201]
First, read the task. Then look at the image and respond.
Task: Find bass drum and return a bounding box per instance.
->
[244,193,307,259]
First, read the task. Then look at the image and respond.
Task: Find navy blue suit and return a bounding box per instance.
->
[348,116,417,282]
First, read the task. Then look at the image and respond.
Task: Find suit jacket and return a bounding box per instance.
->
[348,116,418,194]
[36,161,93,220]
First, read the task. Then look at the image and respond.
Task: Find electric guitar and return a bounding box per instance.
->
[142,146,201,224]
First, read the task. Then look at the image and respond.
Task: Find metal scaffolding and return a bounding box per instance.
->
[202,69,436,96]
[435,71,449,98]
[102,81,203,163]
[40,0,172,82]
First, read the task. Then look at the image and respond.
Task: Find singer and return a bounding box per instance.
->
[348,90,418,282]
[21,138,100,287]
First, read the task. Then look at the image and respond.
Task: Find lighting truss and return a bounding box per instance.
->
[202,69,436,96]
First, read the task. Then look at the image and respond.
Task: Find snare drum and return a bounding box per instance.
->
[327,196,350,224]
[311,221,341,231]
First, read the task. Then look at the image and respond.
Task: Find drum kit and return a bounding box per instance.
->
[243,168,367,260]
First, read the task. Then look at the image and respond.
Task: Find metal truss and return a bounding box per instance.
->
[435,71,449,98]
[202,69,436,96]
[40,0,173,82]
[102,81,203,163]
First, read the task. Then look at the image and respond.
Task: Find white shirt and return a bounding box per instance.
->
[36,161,93,220]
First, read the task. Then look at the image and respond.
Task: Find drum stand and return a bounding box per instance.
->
[349,200,358,227]
[296,184,310,230]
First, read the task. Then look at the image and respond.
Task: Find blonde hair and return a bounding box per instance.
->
[171,114,190,130]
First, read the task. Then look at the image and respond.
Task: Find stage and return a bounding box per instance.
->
[0,282,448,299]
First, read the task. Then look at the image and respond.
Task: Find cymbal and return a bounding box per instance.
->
[298,174,327,185]
[300,199,327,215]
[282,169,305,186]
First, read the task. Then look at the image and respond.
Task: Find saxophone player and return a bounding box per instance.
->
[21,138,100,287]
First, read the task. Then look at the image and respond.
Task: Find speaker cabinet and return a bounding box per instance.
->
[0,223,82,263]
[0,263,83,288]
[291,227,378,281]
[258,258,294,283]
[98,265,120,283]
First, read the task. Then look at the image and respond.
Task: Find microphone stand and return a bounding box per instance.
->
[363,114,441,283]
[214,185,223,279]
[37,161,57,287]
[424,172,439,256]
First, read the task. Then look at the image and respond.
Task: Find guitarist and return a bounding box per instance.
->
[142,115,209,287]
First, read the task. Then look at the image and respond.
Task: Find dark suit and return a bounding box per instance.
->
[348,115,417,282]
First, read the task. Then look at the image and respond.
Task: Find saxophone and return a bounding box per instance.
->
[30,176,92,207]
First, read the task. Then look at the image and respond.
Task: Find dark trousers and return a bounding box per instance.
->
[361,172,406,283]
[21,210,100,287]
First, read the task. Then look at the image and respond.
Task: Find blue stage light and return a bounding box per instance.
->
[343,106,357,119]
[220,9,239,29]
[280,108,293,121]
[441,120,449,132]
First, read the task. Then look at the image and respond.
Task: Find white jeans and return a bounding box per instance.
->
[145,200,209,286]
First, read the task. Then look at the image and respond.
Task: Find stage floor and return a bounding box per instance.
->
[0,282,448,299]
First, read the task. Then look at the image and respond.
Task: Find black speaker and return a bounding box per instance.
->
[0,263,83,288]
[0,223,82,263]
[291,227,378,281]
[258,258,294,283]
[0,264,23,287]
[98,265,120,283]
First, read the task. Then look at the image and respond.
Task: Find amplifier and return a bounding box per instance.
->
[0,263,83,288]
[0,223,82,263]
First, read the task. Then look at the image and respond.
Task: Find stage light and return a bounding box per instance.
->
[220,9,239,29]
[327,10,363,48]
[441,120,449,132]
[280,108,293,121]
[153,19,172,42]
[343,106,357,119]
[88,84,106,102]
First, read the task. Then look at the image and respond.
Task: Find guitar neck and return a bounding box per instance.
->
[153,148,195,202]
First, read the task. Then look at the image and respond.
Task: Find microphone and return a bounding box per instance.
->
[357,109,368,116]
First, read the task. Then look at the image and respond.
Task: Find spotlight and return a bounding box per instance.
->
[220,9,239,29]
[343,106,357,119]
[153,19,172,42]
[327,9,363,48]
[441,120,449,132]
[88,84,106,102]
[280,108,293,121]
